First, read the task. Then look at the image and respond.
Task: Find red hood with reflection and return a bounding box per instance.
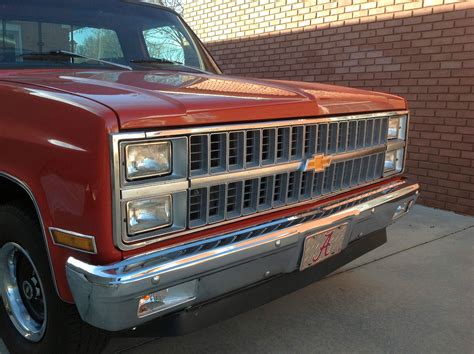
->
[0,69,406,129]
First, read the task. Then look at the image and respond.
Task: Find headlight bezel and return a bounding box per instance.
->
[384,147,405,176]
[119,137,188,188]
[384,114,409,176]
[115,136,189,245]
[120,191,187,244]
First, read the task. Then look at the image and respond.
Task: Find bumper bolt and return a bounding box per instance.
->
[371,208,375,214]
[264,271,271,278]
[275,240,281,247]
[151,275,160,285]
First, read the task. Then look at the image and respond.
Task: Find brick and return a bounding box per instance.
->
[189,1,474,216]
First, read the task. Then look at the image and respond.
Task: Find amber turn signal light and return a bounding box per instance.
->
[50,228,97,254]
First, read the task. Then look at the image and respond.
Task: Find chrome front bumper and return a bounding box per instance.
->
[66,180,419,331]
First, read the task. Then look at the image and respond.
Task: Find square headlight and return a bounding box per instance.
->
[388,116,407,140]
[127,196,172,235]
[126,141,171,181]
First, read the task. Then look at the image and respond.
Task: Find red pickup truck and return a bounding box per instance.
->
[0,1,419,353]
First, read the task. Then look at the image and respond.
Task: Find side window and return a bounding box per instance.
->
[2,23,22,56]
[71,28,124,62]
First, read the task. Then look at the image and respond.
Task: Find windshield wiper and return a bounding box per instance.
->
[19,50,133,71]
[130,58,182,65]
[130,58,207,74]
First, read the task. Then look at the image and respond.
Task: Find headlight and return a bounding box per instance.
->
[384,149,404,174]
[126,142,171,180]
[127,196,172,235]
[388,116,407,140]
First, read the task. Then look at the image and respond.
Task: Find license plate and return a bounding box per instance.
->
[300,224,348,271]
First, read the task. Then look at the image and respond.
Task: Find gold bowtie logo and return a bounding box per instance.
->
[302,154,332,173]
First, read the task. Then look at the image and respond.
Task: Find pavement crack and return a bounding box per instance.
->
[328,224,474,278]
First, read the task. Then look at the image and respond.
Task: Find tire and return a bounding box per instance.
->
[0,203,110,354]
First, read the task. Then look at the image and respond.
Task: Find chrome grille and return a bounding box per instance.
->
[189,151,386,227]
[187,116,389,229]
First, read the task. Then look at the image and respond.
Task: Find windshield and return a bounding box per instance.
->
[0,0,220,73]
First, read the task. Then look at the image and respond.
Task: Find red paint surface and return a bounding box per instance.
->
[0,68,407,302]
[1,69,406,129]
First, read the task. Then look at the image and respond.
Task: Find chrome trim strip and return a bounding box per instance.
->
[191,161,301,188]
[145,111,409,138]
[0,172,61,298]
[386,140,406,152]
[121,180,189,200]
[49,227,98,255]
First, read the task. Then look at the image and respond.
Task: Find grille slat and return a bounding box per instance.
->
[276,173,288,207]
[228,132,244,170]
[365,119,374,147]
[245,130,260,168]
[188,116,392,229]
[226,181,243,219]
[328,123,338,154]
[258,176,274,211]
[261,128,276,165]
[208,185,225,223]
[210,133,227,174]
[337,122,348,153]
[188,188,208,228]
[190,135,209,176]
[276,128,290,163]
[304,125,317,157]
[290,126,304,160]
[317,124,328,154]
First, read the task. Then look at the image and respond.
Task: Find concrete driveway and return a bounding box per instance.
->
[1,205,473,353]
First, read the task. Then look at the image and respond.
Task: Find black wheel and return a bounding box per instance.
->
[0,203,109,354]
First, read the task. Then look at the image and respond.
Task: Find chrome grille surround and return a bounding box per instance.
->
[110,111,408,251]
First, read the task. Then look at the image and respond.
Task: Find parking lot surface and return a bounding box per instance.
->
[1,205,473,354]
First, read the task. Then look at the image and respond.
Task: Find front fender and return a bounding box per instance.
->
[0,81,121,302]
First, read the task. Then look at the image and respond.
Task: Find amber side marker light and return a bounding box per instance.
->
[50,228,97,254]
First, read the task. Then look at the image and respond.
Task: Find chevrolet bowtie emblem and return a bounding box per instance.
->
[302,154,332,173]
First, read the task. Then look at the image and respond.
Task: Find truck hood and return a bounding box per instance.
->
[0,69,406,129]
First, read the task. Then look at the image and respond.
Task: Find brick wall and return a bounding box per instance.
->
[184,0,474,215]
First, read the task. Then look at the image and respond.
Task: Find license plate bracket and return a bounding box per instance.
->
[300,223,348,271]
